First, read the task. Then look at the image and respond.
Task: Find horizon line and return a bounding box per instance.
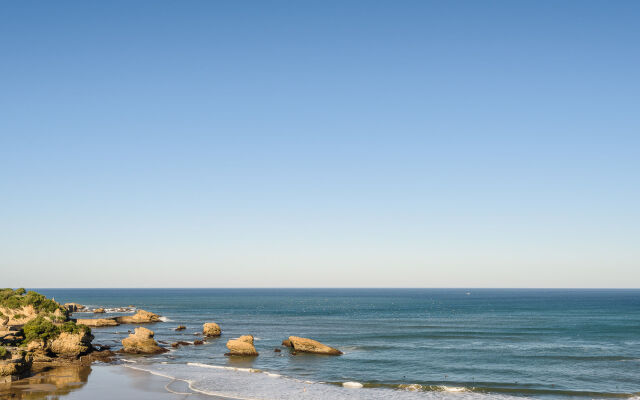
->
[26,287,640,290]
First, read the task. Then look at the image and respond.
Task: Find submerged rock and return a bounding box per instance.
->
[225,335,258,356]
[288,336,342,355]
[76,318,118,327]
[121,327,168,354]
[193,340,204,345]
[203,322,221,337]
[175,325,186,331]
[115,310,161,324]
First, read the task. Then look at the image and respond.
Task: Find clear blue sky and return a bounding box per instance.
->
[1,1,638,288]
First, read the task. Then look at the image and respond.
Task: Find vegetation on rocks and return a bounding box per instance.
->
[0,346,7,358]
[0,288,67,315]
[21,316,92,346]
[22,316,60,344]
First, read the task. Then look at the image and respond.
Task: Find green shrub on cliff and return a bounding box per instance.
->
[60,321,91,336]
[21,316,91,345]
[0,288,66,316]
[22,316,60,344]
[0,346,7,358]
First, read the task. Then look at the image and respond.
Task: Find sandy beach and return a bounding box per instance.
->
[0,364,222,400]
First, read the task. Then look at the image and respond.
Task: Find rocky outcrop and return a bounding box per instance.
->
[282,339,292,347]
[75,318,119,327]
[93,308,105,314]
[203,322,221,337]
[175,325,186,331]
[121,327,168,354]
[0,350,32,383]
[64,303,85,313]
[0,305,38,326]
[26,339,50,361]
[288,336,342,355]
[114,309,161,324]
[193,340,204,345]
[225,335,258,356]
[50,331,94,358]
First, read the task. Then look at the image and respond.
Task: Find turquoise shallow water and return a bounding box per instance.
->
[36,289,640,399]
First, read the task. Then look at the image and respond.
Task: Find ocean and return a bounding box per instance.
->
[35,289,640,399]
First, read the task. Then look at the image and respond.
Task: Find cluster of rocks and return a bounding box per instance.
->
[2,299,114,383]
[117,318,340,358]
[3,291,343,384]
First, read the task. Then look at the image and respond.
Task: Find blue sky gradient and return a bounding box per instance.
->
[1,1,639,287]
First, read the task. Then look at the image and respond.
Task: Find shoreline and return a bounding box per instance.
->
[0,363,223,400]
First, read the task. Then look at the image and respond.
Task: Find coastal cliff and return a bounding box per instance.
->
[0,289,112,383]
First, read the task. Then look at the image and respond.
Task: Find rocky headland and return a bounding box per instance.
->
[0,289,113,383]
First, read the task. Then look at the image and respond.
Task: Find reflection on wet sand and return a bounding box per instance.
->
[0,365,91,399]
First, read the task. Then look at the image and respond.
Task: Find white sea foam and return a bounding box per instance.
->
[124,363,525,400]
[399,384,423,391]
[439,386,467,392]
[158,316,172,322]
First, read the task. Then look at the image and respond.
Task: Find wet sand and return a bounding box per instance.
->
[0,364,221,400]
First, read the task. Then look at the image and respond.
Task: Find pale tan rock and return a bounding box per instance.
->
[121,327,167,354]
[203,322,221,336]
[76,318,119,327]
[0,305,37,326]
[225,335,258,356]
[237,335,254,344]
[115,309,161,324]
[50,331,93,358]
[93,308,105,314]
[288,336,342,355]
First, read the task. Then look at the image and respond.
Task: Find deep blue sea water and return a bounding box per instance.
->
[35,289,640,399]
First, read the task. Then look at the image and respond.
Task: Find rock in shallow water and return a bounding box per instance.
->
[226,335,258,356]
[203,322,221,337]
[121,327,168,354]
[115,310,161,324]
[288,336,342,355]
